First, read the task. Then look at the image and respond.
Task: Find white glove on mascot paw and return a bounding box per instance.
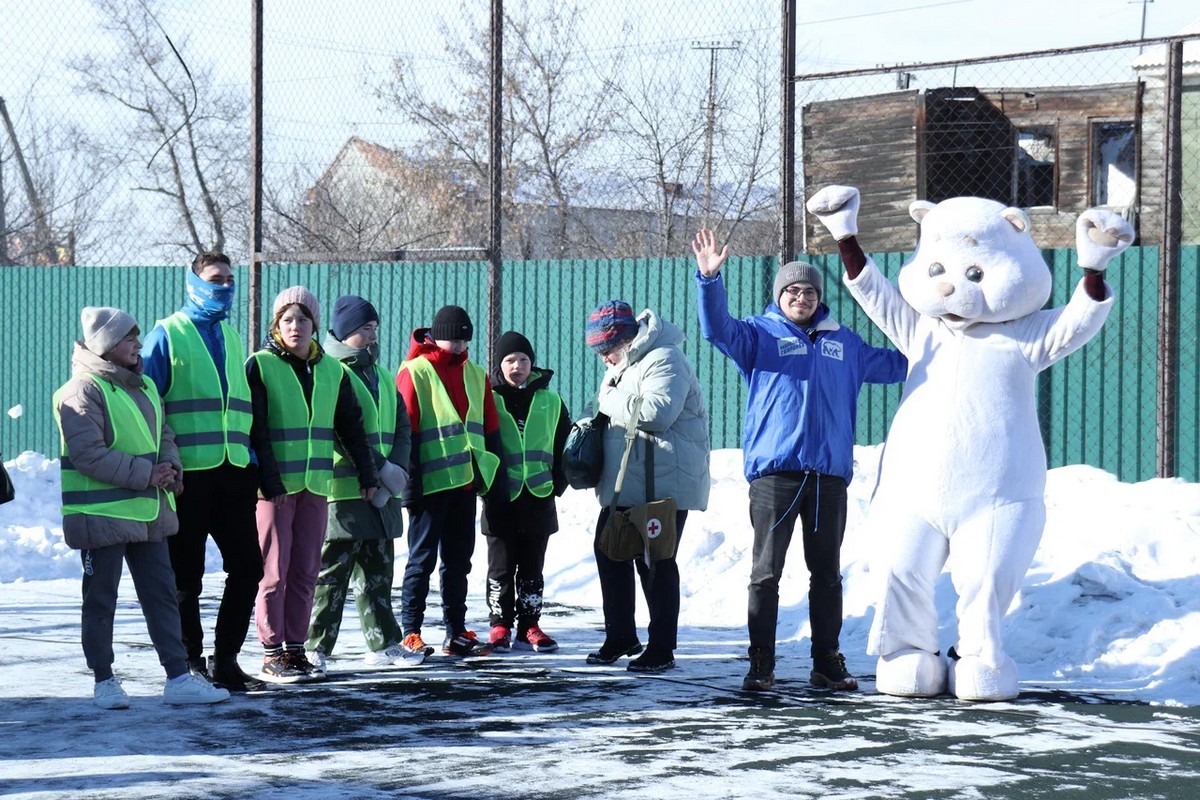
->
[810,186,1121,702]
[806,185,860,240]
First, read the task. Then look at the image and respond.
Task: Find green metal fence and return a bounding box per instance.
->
[2,248,1195,484]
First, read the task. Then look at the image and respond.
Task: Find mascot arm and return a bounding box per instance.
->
[845,261,920,356]
[1020,281,1114,371]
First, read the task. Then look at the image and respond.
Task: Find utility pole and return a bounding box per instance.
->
[691,40,740,228]
[1131,0,1154,53]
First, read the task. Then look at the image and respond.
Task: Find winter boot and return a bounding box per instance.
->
[810,650,858,691]
[210,655,267,692]
[585,639,643,665]
[742,647,775,691]
[627,647,675,673]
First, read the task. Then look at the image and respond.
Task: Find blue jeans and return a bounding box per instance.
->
[401,489,477,637]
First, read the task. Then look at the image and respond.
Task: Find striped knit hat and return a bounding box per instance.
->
[585,300,638,353]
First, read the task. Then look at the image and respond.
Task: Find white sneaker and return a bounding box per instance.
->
[163,672,231,705]
[365,643,424,669]
[305,650,328,678]
[94,677,130,710]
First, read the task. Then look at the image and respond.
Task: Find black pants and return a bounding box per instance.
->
[593,507,688,653]
[168,462,263,661]
[747,472,847,657]
[401,489,476,636]
[485,533,549,629]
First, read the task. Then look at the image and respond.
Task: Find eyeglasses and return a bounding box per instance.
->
[782,286,818,300]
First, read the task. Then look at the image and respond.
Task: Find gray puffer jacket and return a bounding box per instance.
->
[55,344,182,549]
[595,309,711,511]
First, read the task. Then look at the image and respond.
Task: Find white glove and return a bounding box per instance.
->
[806,185,861,241]
[1075,209,1134,271]
[378,461,409,497]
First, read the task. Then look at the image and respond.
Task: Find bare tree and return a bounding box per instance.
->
[68,0,247,261]
[378,0,621,258]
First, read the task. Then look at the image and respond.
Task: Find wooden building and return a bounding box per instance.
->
[802,83,1152,253]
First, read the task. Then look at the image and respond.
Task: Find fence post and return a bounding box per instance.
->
[1156,40,1183,479]
[486,0,504,367]
[779,0,796,265]
[248,0,264,353]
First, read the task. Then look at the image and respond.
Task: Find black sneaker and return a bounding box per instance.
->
[810,650,858,691]
[742,647,775,691]
[187,657,211,680]
[258,653,306,684]
[443,630,492,657]
[210,655,267,692]
[585,639,643,665]
[627,647,674,673]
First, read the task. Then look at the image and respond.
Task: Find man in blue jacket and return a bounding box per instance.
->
[693,229,906,692]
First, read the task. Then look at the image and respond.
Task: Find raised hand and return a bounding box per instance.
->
[691,228,730,278]
[806,185,861,241]
[1076,209,1134,271]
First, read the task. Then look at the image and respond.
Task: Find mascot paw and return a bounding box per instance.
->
[875,649,948,698]
[949,653,1019,702]
[806,185,860,240]
[1075,209,1134,271]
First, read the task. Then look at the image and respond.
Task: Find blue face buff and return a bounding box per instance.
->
[185,268,236,319]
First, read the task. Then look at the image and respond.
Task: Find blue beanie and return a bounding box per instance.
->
[585,300,638,352]
[331,295,379,341]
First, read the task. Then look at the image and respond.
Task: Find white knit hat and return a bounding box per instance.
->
[80,306,138,356]
[272,286,320,330]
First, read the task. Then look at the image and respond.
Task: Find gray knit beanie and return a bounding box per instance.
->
[80,306,138,356]
[772,261,824,304]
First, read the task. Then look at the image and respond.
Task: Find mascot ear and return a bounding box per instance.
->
[909,201,935,224]
[1000,207,1031,233]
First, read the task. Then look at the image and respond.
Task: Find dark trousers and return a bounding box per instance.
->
[401,489,477,636]
[81,541,188,681]
[747,472,847,657]
[593,507,688,653]
[168,462,263,661]
[485,532,549,629]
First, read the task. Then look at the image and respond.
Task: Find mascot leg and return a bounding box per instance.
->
[947,499,1045,702]
[869,511,949,697]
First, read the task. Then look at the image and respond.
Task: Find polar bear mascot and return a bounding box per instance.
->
[806,186,1133,701]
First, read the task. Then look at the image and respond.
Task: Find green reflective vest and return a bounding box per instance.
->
[54,375,175,521]
[250,351,341,496]
[328,363,397,502]
[159,312,252,469]
[494,389,561,501]
[402,356,499,496]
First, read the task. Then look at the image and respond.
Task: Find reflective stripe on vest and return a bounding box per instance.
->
[401,356,499,496]
[494,389,561,501]
[328,363,397,502]
[251,351,341,496]
[159,312,252,469]
[53,375,175,521]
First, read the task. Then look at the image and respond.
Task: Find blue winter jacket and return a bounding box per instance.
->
[696,271,906,484]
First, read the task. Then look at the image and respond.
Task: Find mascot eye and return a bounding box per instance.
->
[966,266,984,283]
[928,263,945,277]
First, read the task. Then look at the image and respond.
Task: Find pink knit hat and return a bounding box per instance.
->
[272,286,320,329]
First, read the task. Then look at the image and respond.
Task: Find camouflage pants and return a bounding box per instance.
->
[306,538,403,656]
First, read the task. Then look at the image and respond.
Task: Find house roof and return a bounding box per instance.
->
[1130,17,1200,70]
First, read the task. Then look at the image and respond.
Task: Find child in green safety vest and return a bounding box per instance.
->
[54,306,230,709]
[395,305,509,659]
[246,286,381,684]
[480,331,572,653]
[304,295,419,673]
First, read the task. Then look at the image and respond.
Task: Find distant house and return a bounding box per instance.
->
[304,137,777,260]
[801,83,1151,253]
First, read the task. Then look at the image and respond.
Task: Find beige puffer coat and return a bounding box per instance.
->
[55,343,182,549]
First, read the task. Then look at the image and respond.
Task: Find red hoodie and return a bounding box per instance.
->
[395,327,501,441]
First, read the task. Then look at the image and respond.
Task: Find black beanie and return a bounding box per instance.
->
[331,295,380,341]
[430,305,473,341]
[494,330,535,369]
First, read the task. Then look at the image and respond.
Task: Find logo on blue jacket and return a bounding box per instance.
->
[820,339,844,361]
[778,337,808,357]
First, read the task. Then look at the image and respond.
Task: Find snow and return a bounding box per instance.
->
[3,446,1198,707]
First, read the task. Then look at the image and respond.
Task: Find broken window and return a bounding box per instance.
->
[1014,127,1055,207]
[1091,121,1136,208]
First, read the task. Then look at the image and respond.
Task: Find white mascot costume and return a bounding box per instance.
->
[806,186,1134,701]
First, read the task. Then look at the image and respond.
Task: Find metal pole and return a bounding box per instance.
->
[703,49,717,227]
[248,0,264,352]
[486,0,503,366]
[780,0,796,264]
[1156,40,1182,478]
[0,96,54,265]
